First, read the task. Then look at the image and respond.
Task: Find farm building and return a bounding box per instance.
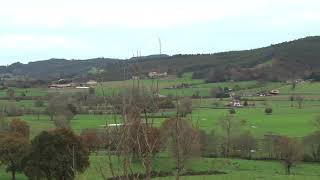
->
[229,99,242,107]
[269,89,280,95]
[48,83,72,88]
[148,71,168,78]
[86,80,98,86]
[76,86,90,89]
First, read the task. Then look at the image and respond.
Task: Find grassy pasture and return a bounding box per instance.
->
[2,79,320,179]
[189,99,320,138]
[95,76,204,96]
[95,78,287,97]
[12,98,319,141]
[77,157,320,179]
[3,156,320,180]
[279,82,320,95]
[0,80,318,140]
[0,88,47,97]
[2,82,317,139]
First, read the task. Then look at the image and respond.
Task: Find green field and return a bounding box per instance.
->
[1,77,318,98]
[97,157,320,180]
[3,156,320,180]
[188,105,319,138]
[0,88,47,97]
[1,78,320,179]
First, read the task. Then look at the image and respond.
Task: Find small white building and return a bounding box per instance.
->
[76,86,90,89]
[229,100,242,107]
[86,80,98,87]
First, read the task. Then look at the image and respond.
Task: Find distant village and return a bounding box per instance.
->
[48,79,98,89]
[46,74,309,109]
[132,70,169,80]
[48,70,170,89]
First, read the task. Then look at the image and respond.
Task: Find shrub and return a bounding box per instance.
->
[265,107,273,115]
[158,98,175,109]
[229,108,236,114]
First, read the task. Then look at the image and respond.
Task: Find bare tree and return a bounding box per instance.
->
[303,131,320,161]
[46,95,77,122]
[161,117,200,179]
[275,136,303,175]
[218,114,246,157]
[177,97,192,117]
[312,115,320,130]
[232,131,256,159]
[53,113,72,129]
[199,130,218,157]
[291,81,296,90]
[1,102,23,117]
[263,133,280,159]
[0,114,9,134]
[6,88,15,101]
[126,83,162,180]
[295,95,304,109]
[130,121,161,180]
[289,95,295,107]
[98,77,162,180]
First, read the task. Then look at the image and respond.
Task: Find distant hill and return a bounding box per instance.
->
[129,54,170,60]
[0,58,126,81]
[1,36,320,82]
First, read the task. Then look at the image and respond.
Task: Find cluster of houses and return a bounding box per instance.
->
[131,71,168,80]
[286,79,305,84]
[148,71,168,79]
[257,89,280,97]
[229,89,280,107]
[48,79,98,89]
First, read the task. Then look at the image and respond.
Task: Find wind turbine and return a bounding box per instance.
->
[158,38,162,55]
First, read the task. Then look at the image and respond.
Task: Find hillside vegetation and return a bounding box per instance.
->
[1,36,320,81]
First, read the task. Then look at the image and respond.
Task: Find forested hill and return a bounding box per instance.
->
[1,36,320,81]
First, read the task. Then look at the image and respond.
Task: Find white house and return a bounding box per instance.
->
[229,100,242,107]
[86,80,98,86]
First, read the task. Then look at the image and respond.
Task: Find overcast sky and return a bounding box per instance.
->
[0,0,320,65]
